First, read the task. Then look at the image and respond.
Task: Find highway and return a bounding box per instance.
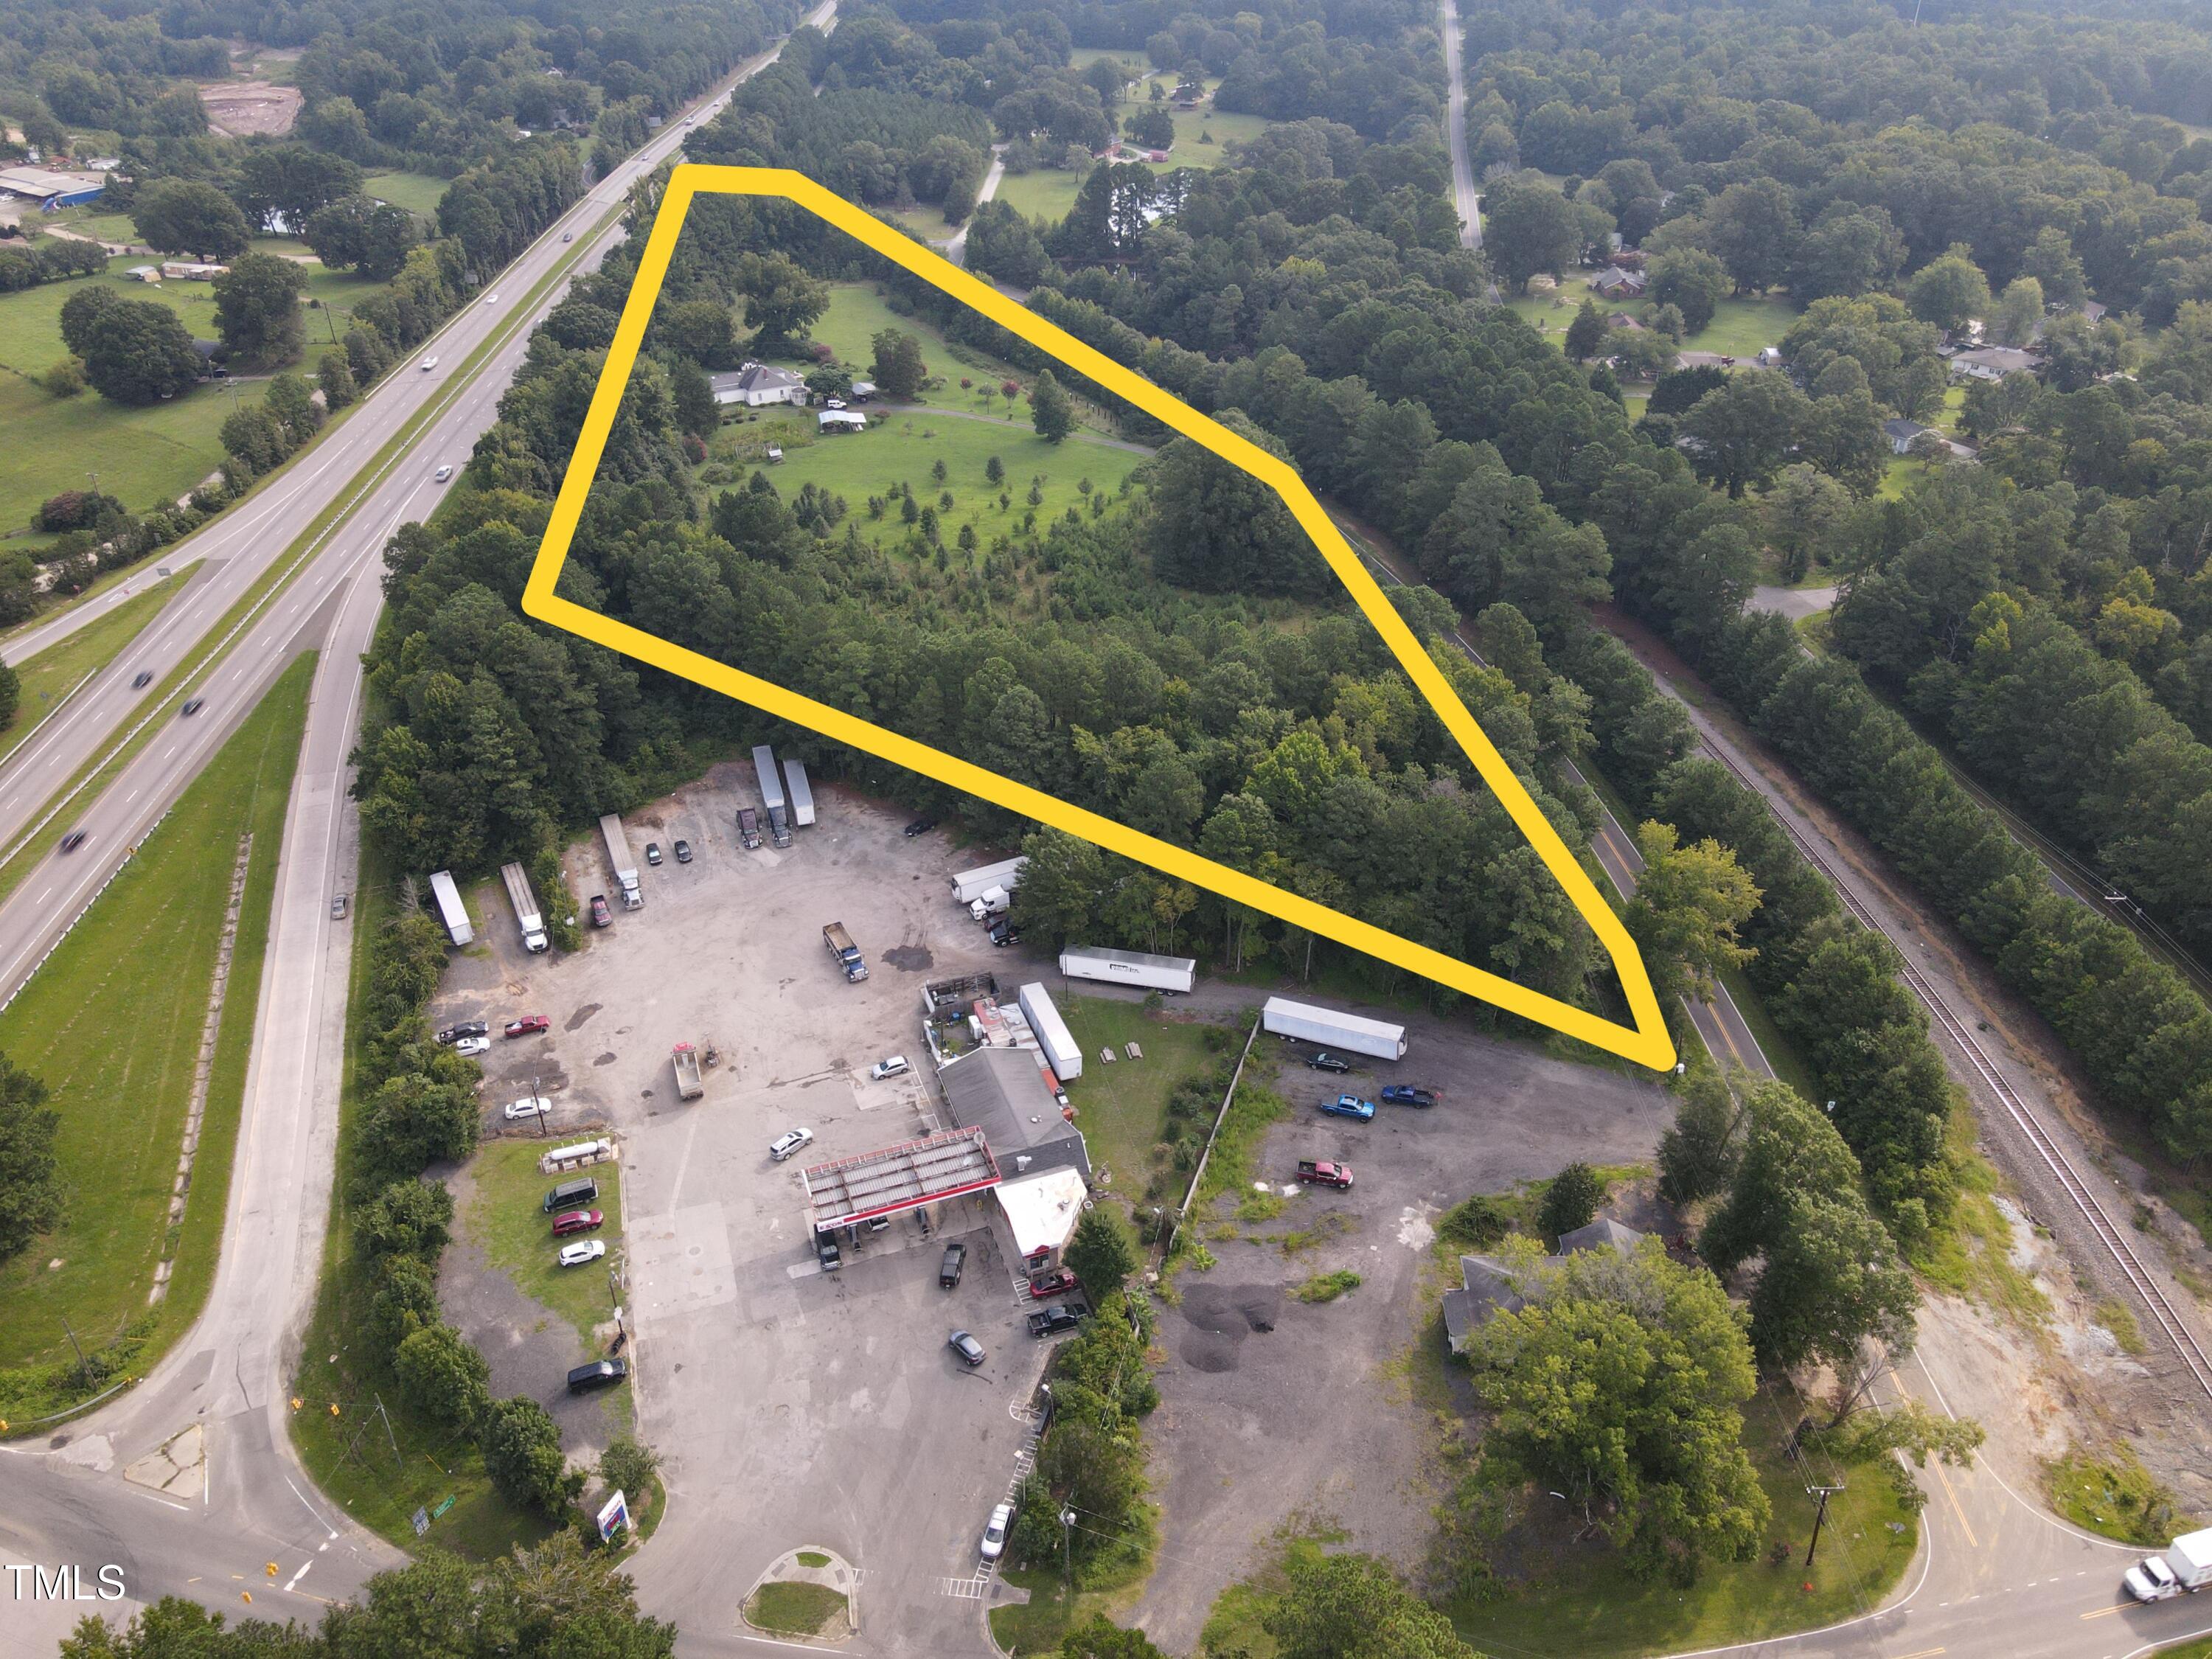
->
[1441,0,1483,251]
[0,11,835,1652]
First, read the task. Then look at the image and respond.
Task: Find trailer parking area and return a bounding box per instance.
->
[425,760,1061,1648]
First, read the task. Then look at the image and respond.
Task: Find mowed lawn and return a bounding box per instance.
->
[364,170,453,218]
[0,251,393,530]
[463,1138,625,1346]
[0,653,313,1374]
[1057,997,1227,1208]
[995,167,1087,226]
[791,282,931,373]
[715,407,1146,559]
[1504,274,1795,367]
[0,569,189,766]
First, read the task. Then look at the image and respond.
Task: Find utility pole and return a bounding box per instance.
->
[59,1315,85,1368]
[1804,1484,1846,1568]
[1060,1507,1077,1607]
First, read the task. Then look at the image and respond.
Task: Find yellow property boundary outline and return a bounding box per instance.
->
[521,165,1677,1072]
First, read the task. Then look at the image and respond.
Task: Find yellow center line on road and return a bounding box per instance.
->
[1893,1371,1978,1549]
[1891,1648,1947,1659]
[2079,1604,2133,1621]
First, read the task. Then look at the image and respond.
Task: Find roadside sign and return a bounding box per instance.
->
[431,1494,456,1519]
[411,1507,430,1537]
[596,1489,630,1543]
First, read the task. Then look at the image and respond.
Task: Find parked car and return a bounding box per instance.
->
[181,698,204,716]
[131,670,153,689]
[1321,1093,1375,1121]
[815,1232,842,1272]
[551,1208,603,1237]
[645,842,662,866]
[455,1034,490,1057]
[1028,1270,1079,1299]
[981,1503,1013,1562]
[437,1021,489,1045]
[505,1015,549,1037]
[903,818,938,838]
[566,1359,626,1394]
[589,894,612,928]
[558,1239,606,1267]
[331,894,348,919]
[505,1095,553,1121]
[769,1127,815,1162]
[1306,1052,1352,1074]
[59,830,87,853]
[672,839,692,863]
[947,1329,987,1368]
[1381,1084,1439,1108]
[1027,1304,1088,1338]
[870,1055,911,1080]
[939,1242,967,1287]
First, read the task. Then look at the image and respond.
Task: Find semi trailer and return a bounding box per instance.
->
[428,870,473,946]
[500,861,549,953]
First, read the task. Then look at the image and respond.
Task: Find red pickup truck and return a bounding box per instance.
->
[1296,1159,1353,1190]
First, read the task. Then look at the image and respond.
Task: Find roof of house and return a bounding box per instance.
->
[0,164,105,196]
[941,1046,1091,1183]
[710,362,804,396]
[1442,1253,1530,1352]
[995,1164,1090,1257]
[1884,418,1933,441]
[1557,1217,1647,1256]
[1952,346,2034,373]
[2080,300,2108,323]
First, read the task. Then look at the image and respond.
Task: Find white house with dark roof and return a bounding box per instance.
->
[709,361,807,408]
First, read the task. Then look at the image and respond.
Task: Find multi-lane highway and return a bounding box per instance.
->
[0,12,835,1653]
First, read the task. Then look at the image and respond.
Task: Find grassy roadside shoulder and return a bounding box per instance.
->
[0,653,313,1421]
[0,569,189,767]
[0,187,632,917]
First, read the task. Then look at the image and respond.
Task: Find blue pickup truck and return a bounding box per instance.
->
[1321,1093,1375,1121]
[1381,1084,1439,1108]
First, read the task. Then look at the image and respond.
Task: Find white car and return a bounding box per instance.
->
[981,1502,1012,1562]
[484,292,499,305]
[870,1055,911,1080]
[504,1096,553,1121]
[558,1239,607,1268]
[434,465,453,482]
[769,1127,814,1162]
[420,356,439,371]
[455,1034,490,1057]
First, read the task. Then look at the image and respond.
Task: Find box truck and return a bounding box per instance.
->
[1262,996,1408,1060]
[500,861,549,953]
[2125,1528,2212,1601]
[599,813,641,909]
[1018,981,1082,1081]
[428,870,473,946]
[951,858,1026,906]
[752,744,791,847]
[1060,946,1196,995]
[785,757,816,827]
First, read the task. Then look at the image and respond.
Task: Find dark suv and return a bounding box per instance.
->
[939,1242,967,1287]
[566,1359,627,1394]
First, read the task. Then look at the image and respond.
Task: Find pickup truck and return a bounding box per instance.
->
[1295,1160,1354,1189]
[1381,1084,1439,1108]
[1321,1093,1375,1121]
[1028,1303,1090,1338]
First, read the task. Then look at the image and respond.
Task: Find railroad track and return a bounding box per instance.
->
[1694,736,2212,1402]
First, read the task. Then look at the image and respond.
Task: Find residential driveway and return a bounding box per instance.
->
[1128,1041,1672,1654]
[1747,585,1837,621]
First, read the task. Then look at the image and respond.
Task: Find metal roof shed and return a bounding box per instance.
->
[801,1127,1000,1231]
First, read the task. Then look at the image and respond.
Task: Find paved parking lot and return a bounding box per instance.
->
[431,761,1062,1655]
[1129,1037,1671,1652]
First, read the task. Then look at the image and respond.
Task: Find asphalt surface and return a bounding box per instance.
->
[0,13,837,1654]
[1441,0,1482,251]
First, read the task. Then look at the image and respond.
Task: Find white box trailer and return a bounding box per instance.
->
[1060,946,1196,995]
[1018,981,1082,1081]
[1262,996,1407,1060]
[500,861,548,953]
[599,813,641,909]
[951,857,1026,905]
[751,744,790,847]
[428,870,473,946]
[784,757,816,827]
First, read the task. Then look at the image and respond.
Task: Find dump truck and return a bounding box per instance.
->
[753,745,792,847]
[823,921,869,982]
[500,861,549,953]
[599,813,641,909]
[428,870,473,946]
[785,757,816,827]
[1263,996,1408,1060]
[1059,945,1196,994]
[950,857,1026,905]
[672,1043,703,1101]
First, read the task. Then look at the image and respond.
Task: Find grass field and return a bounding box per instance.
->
[0,653,312,1381]
[462,1138,625,1345]
[710,406,1145,560]
[364,171,453,218]
[793,282,928,372]
[744,1582,848,1636]
[0,570,189,766]
[0,251,392,530]
[1058,998,1231,1207]
[1504,274,1795,370]
[995,167,1087,226]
